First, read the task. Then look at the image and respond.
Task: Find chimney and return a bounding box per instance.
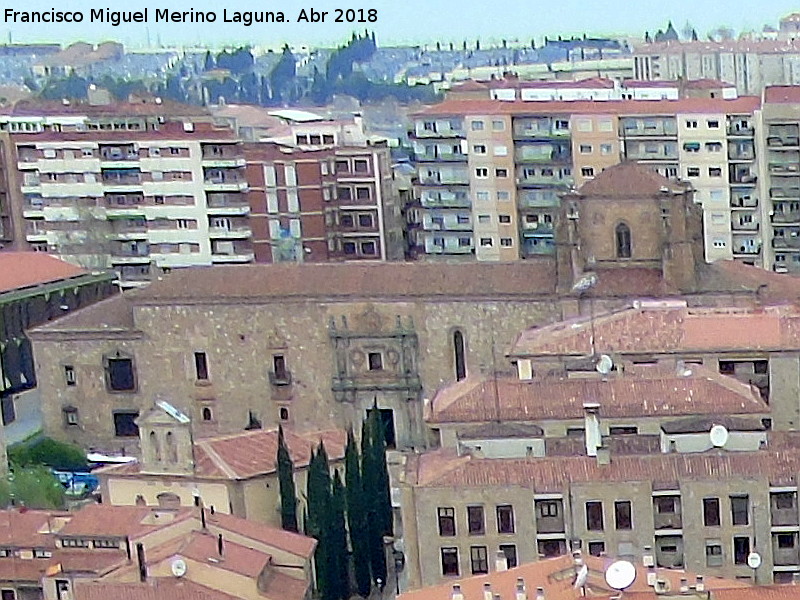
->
[643,545,655,567]
[135,542,147,582]
[125,536,131,560]
[451,584,464,600]
[679,578,689,594]
[495,549,508,572]
[217,533,224,557]
[583,403,602,457]
[695,576,705,592]
[483,583,493,600]
[515,578,527,600]
[535,587,545,600]
[201,506,206,529]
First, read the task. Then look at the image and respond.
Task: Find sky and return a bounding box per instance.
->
[2,0,800,48]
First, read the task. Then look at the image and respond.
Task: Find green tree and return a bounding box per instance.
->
[0,466,66,509]
[345,429,371,596]
[307,442,335,600]
[277,425,298,532]
[361,417,386,587]
[368,403,393,537]
[331,470,351,600]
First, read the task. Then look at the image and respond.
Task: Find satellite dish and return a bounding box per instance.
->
[171,558,187,577]
[596,354,613,375]
[747,552,762,569]
[605,560,636,590]
[574,563,589,589]
[710,424,730,448]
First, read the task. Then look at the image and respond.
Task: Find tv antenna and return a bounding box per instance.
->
[595,354,613,375]
[710,424,729,448]
[171,558,187,577]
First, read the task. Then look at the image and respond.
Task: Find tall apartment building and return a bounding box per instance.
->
[245,142,404,263]
[410,97,762,264]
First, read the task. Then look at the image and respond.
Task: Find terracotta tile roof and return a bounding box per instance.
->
[0,557,52,582]
[30,294,133,334]
[73,580,240,600]
[57,505,193,538]
[14,121,234,143]
[398,554,749,600]
[49,549,128,575]
[4,98,209,118]
[408,447,800,491]
[177,531,269,578]
[575,162,689,197]
[412,96,761,117]
[0,253,87,294]
[0,509,68,547]
[713,585,800,600]
[588,267,676,296]
[510,304,800,357]
[261,569,310,600]
[427,368,767,424]
[205,511,316,558]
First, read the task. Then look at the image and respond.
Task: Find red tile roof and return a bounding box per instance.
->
[3,98,209,118]
[713,585,800,600]
[14,121,234,143]
[0,557,52,582]
[427,368,767,424]
[764,86,800,104]
[205,511,316,558]
[57,505,194,538]
[412,96,761,117]
[510,304,800,357]
[575,161,688,197]
[0,253,87,294]
[73,580,240,600]
[177,532,269,578]
[0,509,68,546]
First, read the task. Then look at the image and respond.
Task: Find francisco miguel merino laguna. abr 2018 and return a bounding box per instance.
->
[4,8,291,26]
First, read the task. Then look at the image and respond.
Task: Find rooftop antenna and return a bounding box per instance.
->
[710,424,729,448]
[605,560,636,590]
[595,354,613,376]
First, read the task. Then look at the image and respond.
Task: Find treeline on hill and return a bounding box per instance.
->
[33,32,437,107]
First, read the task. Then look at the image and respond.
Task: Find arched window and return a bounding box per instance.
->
[615,223,632,258]
[166,431,178,463]
[453,330,467,381]
[202,407,212,421]
[156,492,181,509]
[279,407,289,421]
[149,431,160,462]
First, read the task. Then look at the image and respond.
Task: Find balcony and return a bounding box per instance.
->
[620,120,677,137]
[99,145,138,164]
[206,193,249,215]
[772,212,800,224]
[204,178,247,192]
[728,144,755,161]
[521,238,555,255]
[211,252,254,263]
[102,170,142,186]
[416,150,467,162]
[730,198,758,209]
[515,146,571,164]
[418,172,469,186]
[768,136,800,148]
[773,237,800,250]
[268,371,293,386]
[419,191,471,209]
[201,145,245,167]
[727,120,754,136]
[513,119,570,139]
[731,221,759,232]
[770,163,800,176]
[415,123,464,138]
[521,221,554,234]
[517,172,571,187]
[771,188,800,199]
[208,225,252,239]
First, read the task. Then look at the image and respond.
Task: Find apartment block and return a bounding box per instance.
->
[245,142,403,263]
[411,97,763,264]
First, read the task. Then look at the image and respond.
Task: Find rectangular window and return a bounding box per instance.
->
[581,167,595,177]
[113,411,139,437]
[499,544,517,568]
[497,191,510,201]
[499,214,511,224]
[687,167,700,177]
[731,496,749,526]
[479,238,493,247]
[704,498,720,526]
[579,144,592,154]
[63,407,78,426]
[496,505,515,534]
[707,119,720,129]
[775,492,795,510]
[438,507,456,536]
[368,352,383,371]
[478,215,490,224]
[354,159,369,173]
[615,501,632,530]
[358,214,373,227]
[468,505,485,535]
[586,501,604,531]
[495,168,508,178]
[441,547,459,576]
[472,144,487,154]
[273,355,288,381]
[361,241,377,255]
[491,120,505,131]
[655,497,677,514]
[539,501,559,518]
[493,145,508,156]
[778,533,796,549]
[343,242,356,255]
[706,542,723,567]
[356,187,371,200]
[470,546,489,574]
[609,426,638,435]
[476,191,489,201]
[709,167,722,177]
[733,536,750,564]
[475,168,488,178]
[588,541,605,557]
[471,120,484,131]
[500,238,513,247]
[64,365,76,386]
[194,352,209,381]
[107,358,135,392]
[337,187,352,201]
[600,143,613,155]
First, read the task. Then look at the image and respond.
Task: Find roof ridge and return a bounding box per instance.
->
[196,442,239,479]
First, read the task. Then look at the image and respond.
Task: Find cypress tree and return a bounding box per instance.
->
[313,442,336,600]
[362,414,387,587]
[368,402,394,537]
[305,448,327,597]
[346,428,371,597]
[277,425,298,532]
[331,470,351,600]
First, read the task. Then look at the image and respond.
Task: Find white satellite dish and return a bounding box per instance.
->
[574,563,589,589]
[596,354,613,375]
[171,558,187,577]
[747,552,762,570]
[605,560,636,590]
[710,424,730,448]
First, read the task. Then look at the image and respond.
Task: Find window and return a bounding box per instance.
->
[472,144,487,154]
[775,492,795,510]
[733,536,750,564]
[475,168,488,178]
[343,242,356,255]
[655,497,677,514]
[497,191,510,201]
[113,411,139,437]
[609,426,637,435]
[341,214,354,227]
[337,187,352,201]
[279,407,289,421]
[470,546,489,574]
[704,498,721,526]
[438,507,456,536]
[493,145,508,156]
[500,238,513,247]
[467,505,485,535]
[62,406,78,426]
[706,142,723,152]
[495,168,508,178]
[615,223,632,258]
[202,407,213,421]
[358,213,373,228]
[458,237,471,247]
[588,541,605,557]
[576,119,592,132]
[615,501,632,530]
[478,215,490,223]
[368,352,383,371]
[354,159,368,173]
[33,548,52,558]
[687,167,700,177]
[538,501,559,518]
[499,544,517,568]
[496,505,515,534]
[709,167,722,177]
[356,187,371,200]
[499,214,511,223]
[707,119,720,129]
[453,330,467,381]
[731,496,749,526]
[686,120,698,128]
[479,238,493,247]
[457,215,470,224]
[779,533,796,549]
[586,501,604,531]
[713,239,726,248]
[600,143,613,155]
[361,241,377,255]
[441,547,460,576]
[272,354,288,381]
[476,191,489,201]
[581,167,595,177]
[579,144,592,154]
[106,356,135,392]
[194,352,208,381]
[64,365,76,386]
[706,542,723,567]
[470,119,485,131]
